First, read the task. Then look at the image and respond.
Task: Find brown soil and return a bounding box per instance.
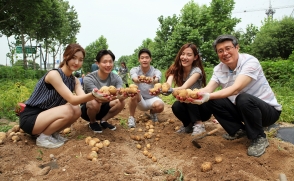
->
[1,103,294,181]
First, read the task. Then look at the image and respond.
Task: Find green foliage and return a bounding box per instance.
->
[0,125,13,132]
[260,60,294,88]
[83,36,109,73]
[251,16,294,60]
[0,66,47,79]
[233,24,259,54]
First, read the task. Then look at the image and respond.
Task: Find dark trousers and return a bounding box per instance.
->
[202,93,281,140]
[172,101,211,127]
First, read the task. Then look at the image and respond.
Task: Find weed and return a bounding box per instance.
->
[119,118,128,128]
[164,168,184,181]
[36,150,43,161]
[0,125,13,132]
[77,135,85,140]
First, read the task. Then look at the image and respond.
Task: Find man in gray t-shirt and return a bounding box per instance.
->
[127,48,164,128]
[81,50,125,134]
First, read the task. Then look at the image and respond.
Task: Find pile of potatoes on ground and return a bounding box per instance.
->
[0,125,27,144]
[85,136,111,161]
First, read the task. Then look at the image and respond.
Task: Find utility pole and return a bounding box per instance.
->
[265,0,276,19]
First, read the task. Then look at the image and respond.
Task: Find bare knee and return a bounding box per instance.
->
[152,101,164,113]
[87,100,102,112]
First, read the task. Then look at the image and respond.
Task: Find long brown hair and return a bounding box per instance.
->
[165,43,206,87]
[59,44,85,68]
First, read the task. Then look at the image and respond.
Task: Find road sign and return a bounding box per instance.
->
[16,46,37,54]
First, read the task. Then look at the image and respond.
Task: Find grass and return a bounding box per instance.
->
[0,125,13,132]
[119,118,128,129]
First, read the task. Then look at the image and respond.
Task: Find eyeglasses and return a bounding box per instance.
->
[217,46,235,55]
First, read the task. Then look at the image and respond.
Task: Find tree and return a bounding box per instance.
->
[84,36,108,73]
[233,24,259,54]
[251,16,294,60]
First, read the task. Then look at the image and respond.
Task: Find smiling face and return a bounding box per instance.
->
[180,47,197,68]
[139,52,151,69]
[216,40,239,70]
[67,51,84,71]
[97,54,114,74]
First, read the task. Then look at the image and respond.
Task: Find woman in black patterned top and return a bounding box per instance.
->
[20,44,101,149]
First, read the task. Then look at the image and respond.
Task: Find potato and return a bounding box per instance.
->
[129,84,138,89]
[99,86,109,92]
[85,136,92,144]
[189,89,199,99]
[172,89,180,97]
[154,83,162,89]
[146,144,151,149]
[11,135,20,141]
[92,157,98,162]
[87,151,98,160]
[92,138,100,143]
[148,153,153,158]
[201,162,212,172]
[103,140,110,147]
[0,132,6,141]
[136,144,142,149]
[63,128,71,134]
[11,125,20,132]
[161,83,170,92]
[178,89,188,99]
[96,142,104,148]
[89,139,97,147]
[152,156,157,162]
[143,150,149,156]
[138,75,146,81]
[215,156,223,163]
[149,88,158,94]
[126,87,138,94]
[91,147,99,152]
[108,86,117,95]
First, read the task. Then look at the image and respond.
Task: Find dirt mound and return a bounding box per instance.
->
[0,103,293,180]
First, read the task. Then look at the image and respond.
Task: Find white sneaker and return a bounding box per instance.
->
[52,132,68,142]
[128,116,136,128]
[191,124,206,136]
[36,135,64,149]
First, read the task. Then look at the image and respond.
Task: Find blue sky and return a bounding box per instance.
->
[0,0,293,66]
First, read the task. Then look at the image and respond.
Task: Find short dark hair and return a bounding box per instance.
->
[96,50,115,63]
[212,35,238,52]
[138,48,151,58]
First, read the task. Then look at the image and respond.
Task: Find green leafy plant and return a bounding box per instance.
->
[76,135,85,140]
[36,150,43,161]
[119,118,128,129]
[0,125,13,132]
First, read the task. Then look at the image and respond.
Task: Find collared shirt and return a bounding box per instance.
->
[130,65,161,99]
[211,53,282,111]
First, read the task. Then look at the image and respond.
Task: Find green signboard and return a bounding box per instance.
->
[16,46,37,54]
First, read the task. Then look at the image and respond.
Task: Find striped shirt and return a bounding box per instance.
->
[25,68,75,109]
[130,65,162,99]
[83,71,123,94]
[184,67,202,90]
[211,53,282,111]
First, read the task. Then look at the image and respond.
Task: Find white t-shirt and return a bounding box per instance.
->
[211,53,282,111]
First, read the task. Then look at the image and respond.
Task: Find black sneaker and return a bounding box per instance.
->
[101,121,116,131]
[247,136,269,157]
[89,122,102,133]
[222,129,246,140]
